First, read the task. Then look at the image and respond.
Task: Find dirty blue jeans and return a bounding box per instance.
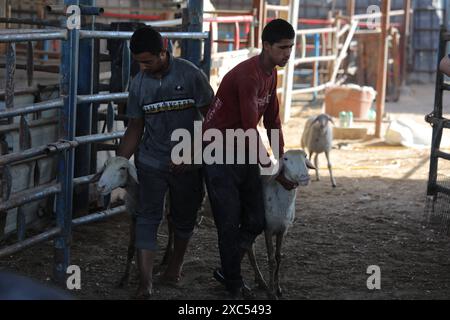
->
[204,163,265,292]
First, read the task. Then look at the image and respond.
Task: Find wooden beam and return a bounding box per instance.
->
[391,28,401,101]
[279,0,290,21]
[375,0,391,138]
[347,0,355,18]
[400,0,411,86]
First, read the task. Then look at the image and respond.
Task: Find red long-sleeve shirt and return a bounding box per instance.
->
[203,55,285,157]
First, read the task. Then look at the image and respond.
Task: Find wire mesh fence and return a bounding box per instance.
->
[425,174,450,234]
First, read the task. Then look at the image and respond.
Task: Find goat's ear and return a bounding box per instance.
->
[312,116,320,124]
[327,116,335,126]
[92,161,107,182]
[92,170,103,182]
[305,158,316,170]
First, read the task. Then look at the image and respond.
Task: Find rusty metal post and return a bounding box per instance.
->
[400,0,411,86]
[347,0,355,18]
[375,0,390,138]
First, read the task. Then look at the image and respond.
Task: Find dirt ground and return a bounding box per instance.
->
[2,84,450,300]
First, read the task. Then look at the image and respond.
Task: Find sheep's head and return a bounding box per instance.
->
[97,156,134,195]
[312,113,334,135]
[281,149,315,187]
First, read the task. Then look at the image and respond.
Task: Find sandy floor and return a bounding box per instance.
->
[2,84,450,300]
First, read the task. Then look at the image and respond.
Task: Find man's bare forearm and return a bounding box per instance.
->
[440,55,450,77]
[116,118,144,159]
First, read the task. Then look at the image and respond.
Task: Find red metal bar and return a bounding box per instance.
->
[400,0,411,85]
[299,18,334,25]
[244,22,250,35]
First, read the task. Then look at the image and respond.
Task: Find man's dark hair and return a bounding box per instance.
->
[129,26,164,55]
[262,19,295,45]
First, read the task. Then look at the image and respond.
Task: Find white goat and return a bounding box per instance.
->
[301,113,337,187]
[247,149,315,299]
[96,156,174,288]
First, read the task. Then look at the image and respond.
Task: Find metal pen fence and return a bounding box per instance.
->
[0,2,211,284]
[425,27,450,233]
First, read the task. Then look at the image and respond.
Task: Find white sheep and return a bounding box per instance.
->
[301,113,337,187]
[247,149,315,299]
[96,156,174,288]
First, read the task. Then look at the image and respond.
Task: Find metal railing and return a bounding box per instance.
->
[426,28,450,199]
[0,2,211,284]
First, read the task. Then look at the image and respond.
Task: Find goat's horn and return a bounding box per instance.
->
[91,170,103,182]
[305,158,316,170]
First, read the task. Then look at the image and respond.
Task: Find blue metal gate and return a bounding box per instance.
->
[0,0,210,284]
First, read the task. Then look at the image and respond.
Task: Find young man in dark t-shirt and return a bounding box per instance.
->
[202,19,298,299]
[116,26,214,299]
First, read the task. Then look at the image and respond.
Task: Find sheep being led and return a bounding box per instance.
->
[248,149,315,299]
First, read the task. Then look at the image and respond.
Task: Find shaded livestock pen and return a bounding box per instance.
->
[2,0,450,300]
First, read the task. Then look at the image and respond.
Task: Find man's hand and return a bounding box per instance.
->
[275,171,298,191]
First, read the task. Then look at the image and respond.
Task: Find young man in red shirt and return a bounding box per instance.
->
[203,19,297,299]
